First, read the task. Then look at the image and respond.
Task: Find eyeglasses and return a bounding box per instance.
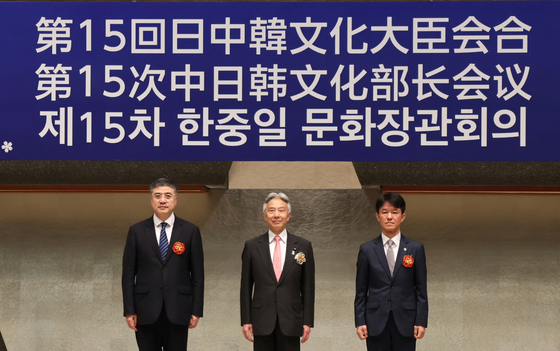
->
[152,192,175,200]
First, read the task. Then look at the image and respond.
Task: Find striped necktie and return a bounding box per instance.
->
[159,222,168,259]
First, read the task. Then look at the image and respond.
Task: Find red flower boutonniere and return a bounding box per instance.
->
[403,255,414,268]
[173,242,185,255]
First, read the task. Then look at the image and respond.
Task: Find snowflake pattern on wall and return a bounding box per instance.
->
[2,141,13,153]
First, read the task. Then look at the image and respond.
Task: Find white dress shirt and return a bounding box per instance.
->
[268,229,287,268]
[382,232,401,267]
[153,213,175,245]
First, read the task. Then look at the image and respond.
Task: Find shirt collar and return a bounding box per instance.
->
[382,232,401,245]
[269,229,287,243]
[153,212,175,227]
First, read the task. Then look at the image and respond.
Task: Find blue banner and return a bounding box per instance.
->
[0,2,556,161]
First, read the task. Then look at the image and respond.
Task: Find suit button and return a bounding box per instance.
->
[160,285,163,289]
[388,300,391,304]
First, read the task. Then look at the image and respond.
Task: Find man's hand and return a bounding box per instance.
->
[189,315,200,329]
[301,325,311,344]
[125,314,138,331]
[414,326,426,339]
[356,325,368,340]
[242,324,254,342]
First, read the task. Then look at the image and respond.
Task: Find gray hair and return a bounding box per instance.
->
[150,178,178,195]
[262,192,291,214]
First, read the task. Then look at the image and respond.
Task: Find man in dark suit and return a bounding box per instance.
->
[354,192,428,351]
[240,192,315,351]
[122,178,204,351]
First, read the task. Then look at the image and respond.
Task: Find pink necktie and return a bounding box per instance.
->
[273,236,282,281]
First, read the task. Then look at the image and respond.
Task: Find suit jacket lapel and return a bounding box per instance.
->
[278,232,297,284]
[373,236,392,279]
[165,219,182,264]
[392,234,409,278]
[145,219,164,264]
[256,233,277,283]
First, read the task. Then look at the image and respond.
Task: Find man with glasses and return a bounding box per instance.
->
[122,178,204,351]
[240,192,315,351]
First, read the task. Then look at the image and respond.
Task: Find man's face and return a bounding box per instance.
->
[263,198,291,235]
[376,201,406,237]
[151,186,178,221]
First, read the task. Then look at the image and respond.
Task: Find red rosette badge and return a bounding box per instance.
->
[173,242,185,255]
[402,255,414,268]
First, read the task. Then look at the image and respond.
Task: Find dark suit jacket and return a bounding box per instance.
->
[240,232,315,337]
[354,234,428,337]
[122,216,204,326]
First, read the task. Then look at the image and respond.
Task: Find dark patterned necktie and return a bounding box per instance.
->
[159,222,168,259]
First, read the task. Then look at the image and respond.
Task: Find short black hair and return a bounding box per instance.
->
[375,192,406,214]
[150,178,178,195]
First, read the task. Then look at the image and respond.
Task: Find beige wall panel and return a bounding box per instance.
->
[228,162,362,189]
[0,191,224,227]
